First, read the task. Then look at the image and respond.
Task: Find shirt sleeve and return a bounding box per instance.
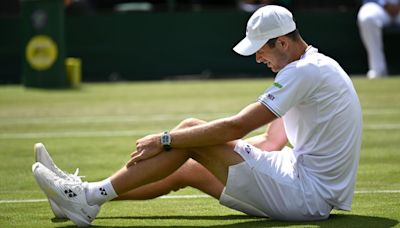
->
[257,63,319,117]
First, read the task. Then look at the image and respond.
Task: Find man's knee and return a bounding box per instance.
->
[179,118,206,128]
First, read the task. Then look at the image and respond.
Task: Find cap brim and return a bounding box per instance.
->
[233,36,268,56]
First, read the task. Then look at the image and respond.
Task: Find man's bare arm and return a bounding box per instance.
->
[169,102,277,148]
[130,102,277,164]
[245,118,288,151]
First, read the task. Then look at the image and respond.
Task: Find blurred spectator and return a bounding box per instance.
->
[357,0,400,79]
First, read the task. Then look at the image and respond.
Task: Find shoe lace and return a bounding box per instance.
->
[55,166,85,182]
[70,168,85,182]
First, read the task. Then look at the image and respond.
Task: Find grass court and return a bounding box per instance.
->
[0,77,399,227]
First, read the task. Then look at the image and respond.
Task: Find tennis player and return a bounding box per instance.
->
[32,5,362,226]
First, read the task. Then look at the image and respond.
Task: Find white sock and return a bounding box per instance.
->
[85,178,118,206]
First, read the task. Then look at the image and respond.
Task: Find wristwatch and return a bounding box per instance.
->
[160,131,172,151]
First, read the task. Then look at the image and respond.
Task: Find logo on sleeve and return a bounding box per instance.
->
[273,82,283,89]
[267,94,275,101]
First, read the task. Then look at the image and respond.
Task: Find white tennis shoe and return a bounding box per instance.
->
[34,143,83,219]
[34,143,83,182]
[32,162,100,227]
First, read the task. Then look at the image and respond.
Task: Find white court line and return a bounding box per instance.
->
[362,109,400,115]
[354,190,400,194]
[0,195,210,204]
[159,194,211,199]
[0,123,399,139]
[0,199,48,203]
[0,109,398,125]
[0,113,231,125]
[364,124,400,130]
[0,129,156,139]
[1,190,399,204]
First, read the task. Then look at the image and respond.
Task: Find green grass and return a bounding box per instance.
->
[0,77,399,227]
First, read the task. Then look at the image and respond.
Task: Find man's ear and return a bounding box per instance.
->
[277,37,290,51]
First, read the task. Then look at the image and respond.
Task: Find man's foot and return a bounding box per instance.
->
[32,162,100,227]
[34,143,83,219]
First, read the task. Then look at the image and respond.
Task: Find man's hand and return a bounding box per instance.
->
[126,133,163,167]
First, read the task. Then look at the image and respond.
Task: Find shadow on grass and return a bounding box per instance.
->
[58,214,398,227]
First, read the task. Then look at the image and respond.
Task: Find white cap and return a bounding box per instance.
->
[233,5,296,56]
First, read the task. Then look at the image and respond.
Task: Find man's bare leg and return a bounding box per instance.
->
[115,159,223,200]
[112,118,286,201]
[114,118,287,200]
[109,139,243,198]
[114,118,226,200]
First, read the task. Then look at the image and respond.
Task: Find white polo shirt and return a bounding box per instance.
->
[258,46,362,210]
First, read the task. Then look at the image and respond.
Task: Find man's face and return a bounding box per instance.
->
[255,39,290,73]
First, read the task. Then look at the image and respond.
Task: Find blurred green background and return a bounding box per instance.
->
[1,0,399,85]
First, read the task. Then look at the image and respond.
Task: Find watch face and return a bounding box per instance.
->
[161,132,172,151]
[161,132,171,145]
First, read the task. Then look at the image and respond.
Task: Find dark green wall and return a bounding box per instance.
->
[0,17,21,84]
[65,10,257,81]
[2,9,398,84]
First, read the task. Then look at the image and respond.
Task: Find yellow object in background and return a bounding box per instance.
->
[65,57,81,88]
[26,35,58,71]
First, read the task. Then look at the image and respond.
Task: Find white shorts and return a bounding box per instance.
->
[219,140,332,221]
